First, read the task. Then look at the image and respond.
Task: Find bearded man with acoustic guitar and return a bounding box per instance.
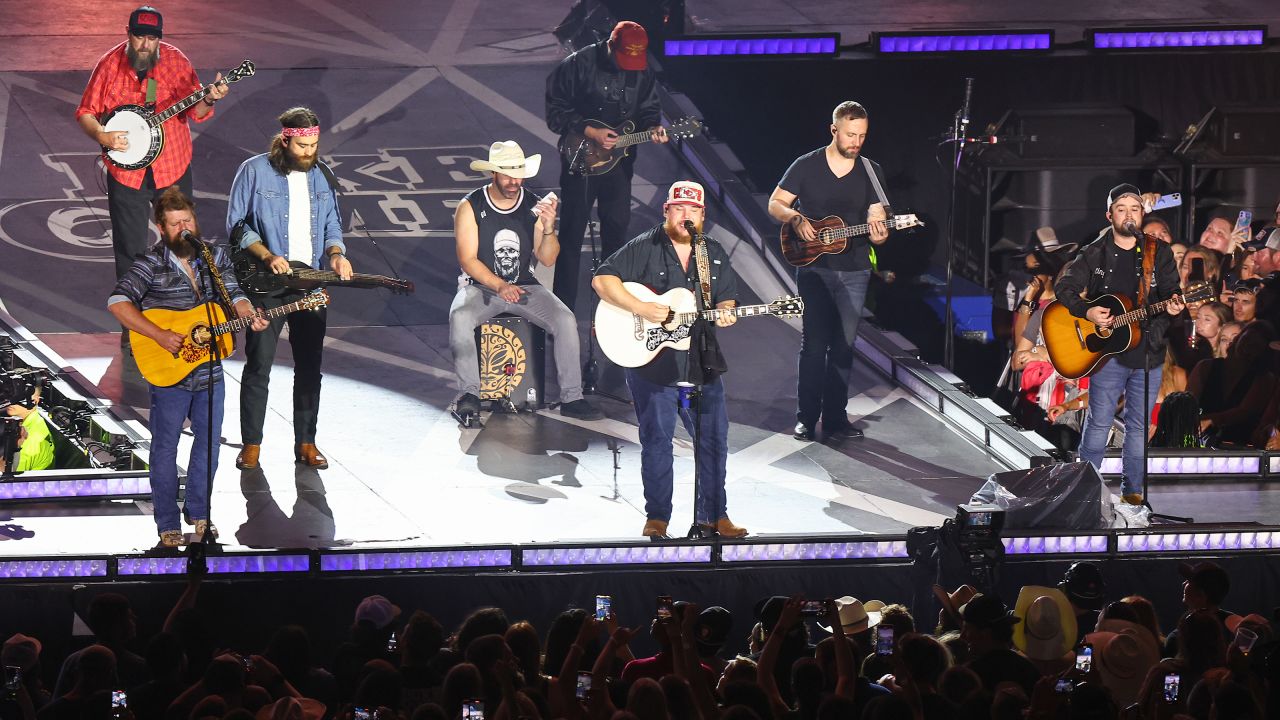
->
[546,20,669,311]
[108,188,267,547]
[77,6,230,283]
[768,101,891,443]
[226,107,351,472]
[1054,184,1184,506]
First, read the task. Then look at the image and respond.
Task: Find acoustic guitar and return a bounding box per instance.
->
[102,60,255,170]
[559,117,703,176]
[780,214,923,267]
[1040,283,1213,380]
[130,291,328,387]
[594,282,803,367]
[232,250,414,296]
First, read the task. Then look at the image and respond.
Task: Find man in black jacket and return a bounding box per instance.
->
[546,20,668,311]
[1055,184,1184,505]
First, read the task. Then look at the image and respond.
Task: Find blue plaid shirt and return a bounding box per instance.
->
[108,242,249,390]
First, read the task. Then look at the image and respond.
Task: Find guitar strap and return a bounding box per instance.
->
[1138,233,1157,306]
[862,157,892,272]
[694,239,714,312]
[196,243,237,316]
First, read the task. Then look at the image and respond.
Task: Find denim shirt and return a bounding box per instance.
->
[225,153,345,266]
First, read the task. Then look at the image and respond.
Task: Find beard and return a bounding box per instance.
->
[286,150,317,172]
[161,226,200,258]
[663,218,703,243]
[126,43,159,74]
[836,143,860,159]
[1113,221,1138,238]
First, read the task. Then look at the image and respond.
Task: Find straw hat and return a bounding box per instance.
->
[1012,586,1076,661]
[468,141,541,179]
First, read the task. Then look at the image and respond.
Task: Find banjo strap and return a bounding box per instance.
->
[145,78,157,106]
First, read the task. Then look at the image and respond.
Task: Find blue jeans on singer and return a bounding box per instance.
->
[1078,361,1160,497]
[625,371,729,524]
[149,381,224,534]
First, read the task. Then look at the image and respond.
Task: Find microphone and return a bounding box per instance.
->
[960,77,974,128]
[179,229,203,252]
[1123,222,1143,238]
[683,220,700,241]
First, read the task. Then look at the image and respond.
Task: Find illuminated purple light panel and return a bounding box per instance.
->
[522,545,711,566]
[118,557,186,576]
[721,540,908,562]
[0,476,150,499]
[0,559,107,578]
[1118,531,1278,553]
[207,555,309,573]
[1003,535,1108,555]
[320,549,512,572]
[1099,456,1259,475]
[1093,30,1263,49]
[664,37,836,57]
[879,34,1051,53]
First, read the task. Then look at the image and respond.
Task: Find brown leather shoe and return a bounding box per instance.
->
[235,444,260,470]
[716,517,748,538]
[642,519,669,538]
[295,443,329,469]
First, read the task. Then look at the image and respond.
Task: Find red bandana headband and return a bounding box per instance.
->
[282,126,320,138]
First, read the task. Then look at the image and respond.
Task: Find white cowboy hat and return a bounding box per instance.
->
[469,140,541,179]
[1085,620,1160,708]
[816,596,883,634]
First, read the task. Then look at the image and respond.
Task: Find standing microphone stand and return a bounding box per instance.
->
[571,144,629,404]
[1131,228,1193,524]
[682,223,713,540]
[942,78,974,371]
[190,238,226,556]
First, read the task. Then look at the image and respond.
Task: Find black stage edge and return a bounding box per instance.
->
[5,554,1280,680]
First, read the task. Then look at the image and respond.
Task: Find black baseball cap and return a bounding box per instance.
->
[1180,561,1230,606]
[129,6,163,38]
[1059,561,1107,611]
[959,594,1020,628]
[1107,183,1142,208]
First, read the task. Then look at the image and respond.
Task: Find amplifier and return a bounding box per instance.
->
[1213,107,1280,157]
[1013,106,1136,158]
[476,314,545,407]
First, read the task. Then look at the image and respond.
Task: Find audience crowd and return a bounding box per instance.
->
[1001,194,1280,453]
[1,559,1277,720]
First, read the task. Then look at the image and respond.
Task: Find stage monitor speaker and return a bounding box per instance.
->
[1212,107,1280,157]
[476,314,545,407]
[1013,106,1136,159]
[970,461,1106,530]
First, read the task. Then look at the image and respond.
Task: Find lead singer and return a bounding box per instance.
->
[592,181,747,539]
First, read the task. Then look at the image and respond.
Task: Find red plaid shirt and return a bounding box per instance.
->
[77,41,212,189]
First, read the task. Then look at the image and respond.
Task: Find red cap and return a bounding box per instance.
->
[610,21,649,71]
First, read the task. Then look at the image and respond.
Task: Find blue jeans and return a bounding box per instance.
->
[1078,361,1161,496]
[796,267,871,427]
[149,381,224,534]
[625,371,729,524]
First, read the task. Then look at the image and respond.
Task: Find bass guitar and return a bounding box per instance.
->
[101,60,256,170]
[130,291,328,387]
[560,117,703,176]
[232,250,415,296]
[1040,282,1213,380]
[780,213,924,267]
[594,282,803,367]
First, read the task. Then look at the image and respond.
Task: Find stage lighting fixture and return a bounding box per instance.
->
[118,552,311,577]
[875,30,1052,54]
[0,558,107,579]
[720,539,908,563]
[663,33,839,58]
[320,548,513,573]
[1100,454,1262,476]
[0,474,150,500]
[1089,26,1265,50]
[522,543,712,567]
[1002,534,1109,556]
[1117,530,1278,554]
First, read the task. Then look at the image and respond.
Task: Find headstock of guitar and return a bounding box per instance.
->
[667,117,705,141]
[225,60,256,83]
[1181,282,1215,305]
[891,213,924,231]
[301,289,330,310]
[769,295,805,318]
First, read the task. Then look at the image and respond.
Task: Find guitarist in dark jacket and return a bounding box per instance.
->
[225,107,351,472]
[546,20,668,311]
[1055,184,1184,506]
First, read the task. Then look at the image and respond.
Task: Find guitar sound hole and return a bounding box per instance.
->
[818,230,831,246]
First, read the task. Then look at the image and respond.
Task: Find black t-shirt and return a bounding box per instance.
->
[463,185,542,286]
[595,226,739,385]
[777,149,888,272]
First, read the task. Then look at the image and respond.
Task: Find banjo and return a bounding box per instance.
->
[101,59,255,170]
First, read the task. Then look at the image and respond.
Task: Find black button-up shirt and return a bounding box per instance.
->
[596,226,739,385]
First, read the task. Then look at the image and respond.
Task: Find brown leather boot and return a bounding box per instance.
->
[235,444,260,470]
[295,443,328,469]
[642,519,669,538]
[716,517,749,538]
